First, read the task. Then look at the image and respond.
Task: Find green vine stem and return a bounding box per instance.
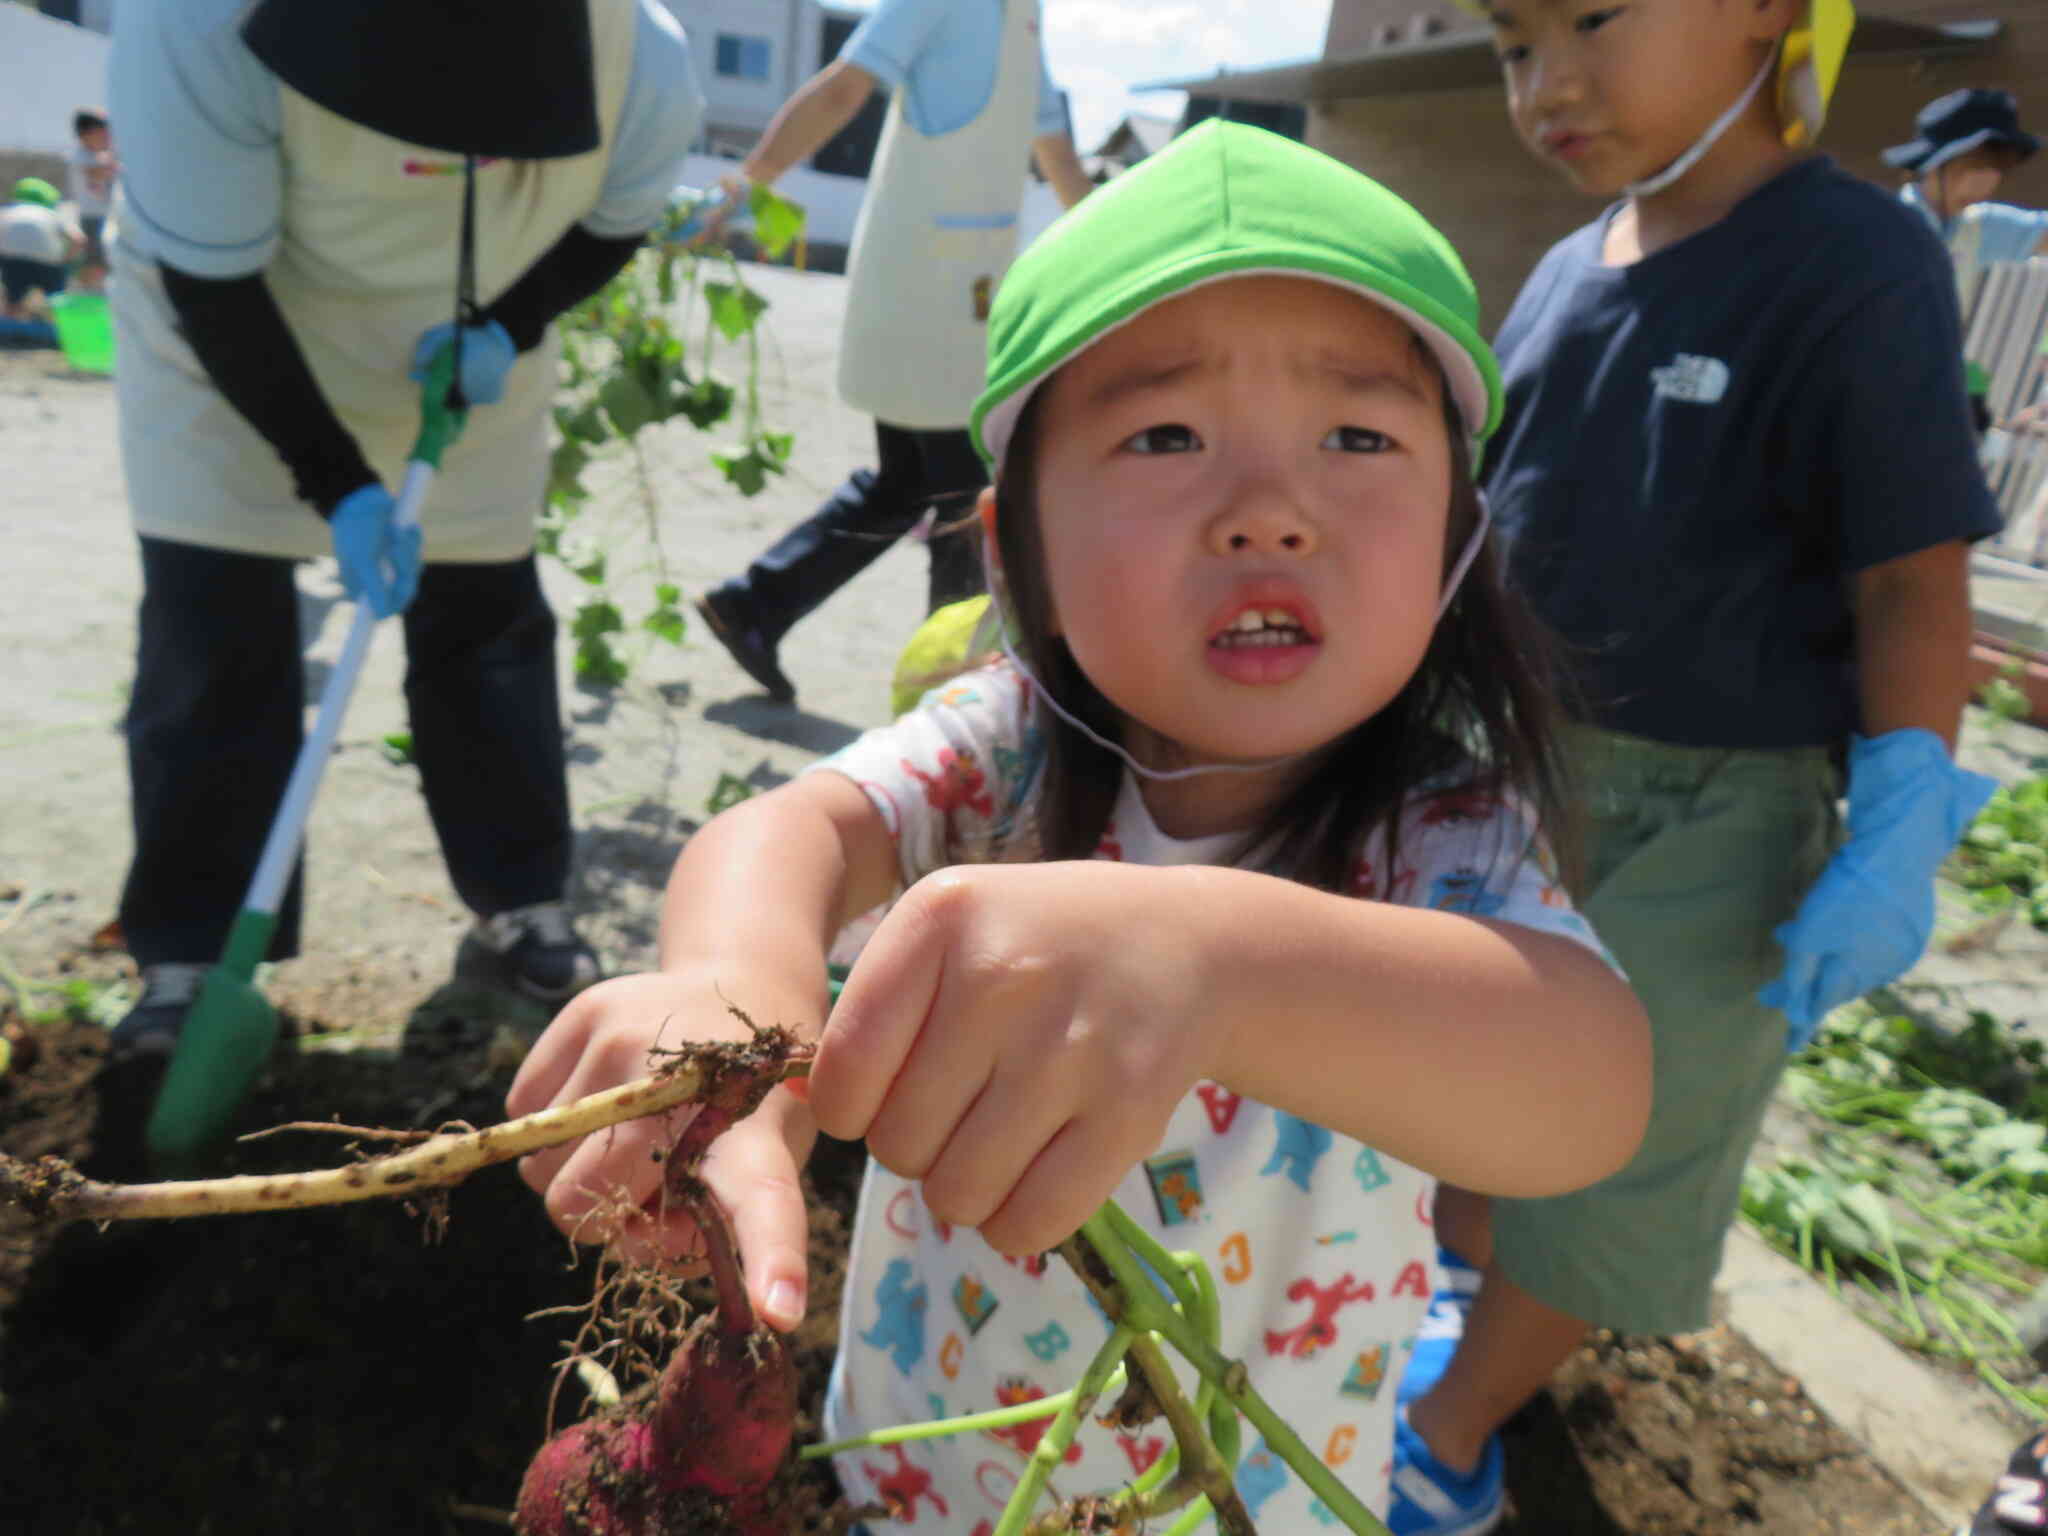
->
[997,1324,1138,1536]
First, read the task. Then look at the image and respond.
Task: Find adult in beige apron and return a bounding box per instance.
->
[693,0,1089,705]
[104,0,692,1057]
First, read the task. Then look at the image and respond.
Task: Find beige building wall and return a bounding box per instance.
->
[1310,0,2048,327]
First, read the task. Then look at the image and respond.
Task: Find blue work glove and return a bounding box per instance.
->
[1760,729,1997,1052]
[329,484,422,618]
[408,317,517,406]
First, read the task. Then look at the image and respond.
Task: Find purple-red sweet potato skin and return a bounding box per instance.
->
[652,1317,798,1500]
[516,1323,797,1533]
[516,1416,658,1535]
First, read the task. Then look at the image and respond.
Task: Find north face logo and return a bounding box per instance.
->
[1650,353,1731,404]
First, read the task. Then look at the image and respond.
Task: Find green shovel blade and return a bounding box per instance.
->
[145,909,281,1171]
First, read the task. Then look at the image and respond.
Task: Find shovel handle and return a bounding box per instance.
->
[240,461,435,917]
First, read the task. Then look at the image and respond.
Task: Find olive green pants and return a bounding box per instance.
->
[1490,726,1841,1335]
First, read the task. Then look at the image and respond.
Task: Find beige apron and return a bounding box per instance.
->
[110,0,634,562]
[836,0,1042,430]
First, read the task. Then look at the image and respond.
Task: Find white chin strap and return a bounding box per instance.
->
[1623,49,1775,198]
[993,491,1493,785]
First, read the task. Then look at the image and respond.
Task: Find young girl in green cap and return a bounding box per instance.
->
[510,120,1650,1529]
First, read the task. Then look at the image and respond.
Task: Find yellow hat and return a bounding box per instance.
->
[1444,0,1855,148]
[1776,0,1855,148]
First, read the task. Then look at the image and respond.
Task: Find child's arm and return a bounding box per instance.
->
[508,771,900,1330]
[810,861,1650,1258]
[1759,539,1996,1043]
[1852,539,1975,748]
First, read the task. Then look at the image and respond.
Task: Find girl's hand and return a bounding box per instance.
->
[809,863,1231,1257]
[508,971,817,1332]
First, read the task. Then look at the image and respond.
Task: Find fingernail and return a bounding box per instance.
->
[765,1279,801,1328]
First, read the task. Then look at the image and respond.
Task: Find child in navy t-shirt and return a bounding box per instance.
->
[1390,3,2002,1531]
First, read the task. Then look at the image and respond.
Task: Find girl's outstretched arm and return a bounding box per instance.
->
[808,861,1649,1257]
[508,772,900,1329]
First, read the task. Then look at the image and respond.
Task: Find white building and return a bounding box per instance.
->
[659,1,869,161]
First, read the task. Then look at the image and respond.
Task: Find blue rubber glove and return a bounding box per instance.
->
[330,484,422,618]
[1760,729,1997,1051]
[408,317,517,406]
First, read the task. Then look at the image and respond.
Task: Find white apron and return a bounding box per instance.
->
[110,0,635,563]
[836,0,1043,430]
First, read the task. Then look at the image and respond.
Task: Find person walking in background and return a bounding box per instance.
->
[1887,89,2048,437]
[103,0,704,1062]
[1387,3,2003,1531]
[67,107,118,294]
[0,178,81,321]
[1890,89,2048,269]
[692,0,1092,706]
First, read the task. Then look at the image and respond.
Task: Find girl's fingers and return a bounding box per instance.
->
[505,992,599,1119]
[810,882,955,1142]
[704,1131,813,1332]
[914,1050,1074,1232]
[979,1116,1134,1258]
[534,1102,689,1233]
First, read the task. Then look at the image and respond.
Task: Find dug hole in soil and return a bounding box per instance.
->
[0,987,1931,1535]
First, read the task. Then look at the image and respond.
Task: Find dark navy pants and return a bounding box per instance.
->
[120,537,572,967]
[709,419,986,639]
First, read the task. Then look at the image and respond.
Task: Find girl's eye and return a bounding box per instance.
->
[1574,6,1623,32]
[1123,424,1201,455]
[1323,425,1392,453]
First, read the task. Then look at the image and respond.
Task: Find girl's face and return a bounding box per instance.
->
[1027,275,1455,771]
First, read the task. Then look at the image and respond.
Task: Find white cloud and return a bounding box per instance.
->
[1042,0,1333,146]
[830,0,1334,151]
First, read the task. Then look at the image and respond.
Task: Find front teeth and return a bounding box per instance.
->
[1230,609,1296,632]
[1218,609,1307,647]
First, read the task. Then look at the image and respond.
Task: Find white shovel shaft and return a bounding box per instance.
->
[242,464,433,915]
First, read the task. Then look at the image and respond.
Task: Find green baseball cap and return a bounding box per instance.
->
[10,178,60,209]
[972,120,1502,468]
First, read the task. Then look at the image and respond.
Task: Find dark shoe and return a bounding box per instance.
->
[694,590,795,703]
[473,901,601,1003]
[108,963,208,1063]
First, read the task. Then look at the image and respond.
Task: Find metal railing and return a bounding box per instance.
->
[1963,256,2048,572]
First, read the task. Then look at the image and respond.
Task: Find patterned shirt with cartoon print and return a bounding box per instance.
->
[807,660,1612,1530]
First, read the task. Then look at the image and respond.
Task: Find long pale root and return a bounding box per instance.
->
[1,1056,789,1227]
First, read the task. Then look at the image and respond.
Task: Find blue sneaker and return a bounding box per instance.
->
[1390,1408,1505,1536]
[1397,1246,1482,1407]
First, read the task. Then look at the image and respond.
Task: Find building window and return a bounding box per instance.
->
[714,33,772,81]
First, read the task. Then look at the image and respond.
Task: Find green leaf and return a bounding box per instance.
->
[571,601,625,643]
[380,731,415,766]
[712,447,768,497]
[575,634,628,687]
[747,182,807,260]
[599,372,658,438]
[704,280,769,342]
[642,598,686,647]
[676,376,735,430]
[548,438,590,503]
[707,771,757,815]
[561,401,612,445]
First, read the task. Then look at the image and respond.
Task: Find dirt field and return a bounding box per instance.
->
[0,273,1968,1533]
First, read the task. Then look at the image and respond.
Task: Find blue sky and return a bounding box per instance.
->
[834,0,1336,150]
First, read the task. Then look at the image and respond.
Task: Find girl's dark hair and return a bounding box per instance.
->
[991,361,1581,895]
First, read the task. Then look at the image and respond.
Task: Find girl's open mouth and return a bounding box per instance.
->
[1206,602,1321,684]
[1211,608,1314,649]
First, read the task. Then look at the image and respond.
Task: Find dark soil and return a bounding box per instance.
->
[0,988,1935,1535]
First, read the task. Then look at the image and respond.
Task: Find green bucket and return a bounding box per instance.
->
[50,291,115,374]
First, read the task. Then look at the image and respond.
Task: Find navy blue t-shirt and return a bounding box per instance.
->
[1486,156,2001,749]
